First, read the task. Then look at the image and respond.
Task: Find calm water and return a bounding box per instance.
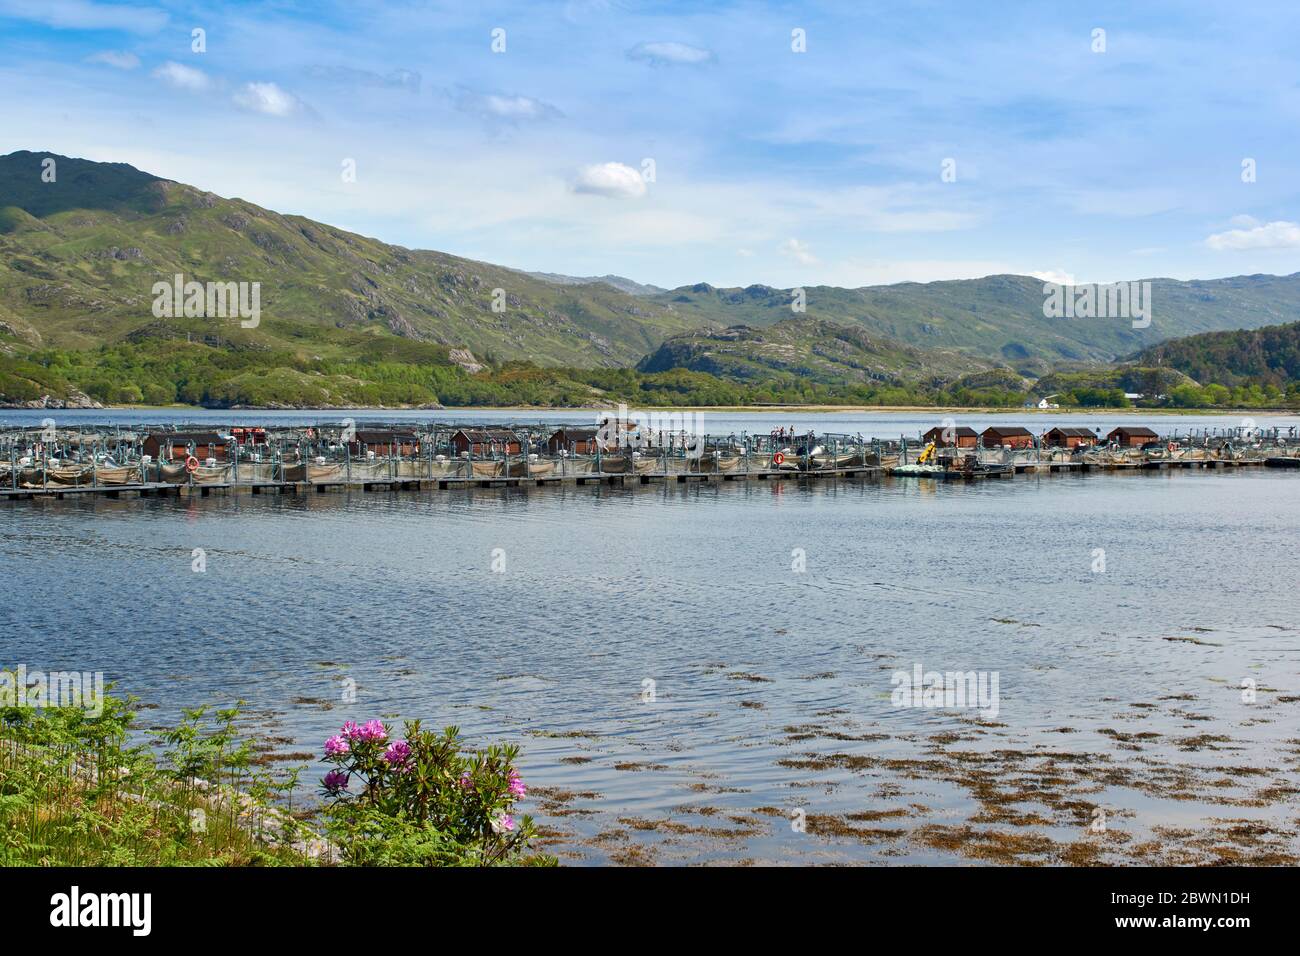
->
[4,406,1300,438]
[3,411,1299,865]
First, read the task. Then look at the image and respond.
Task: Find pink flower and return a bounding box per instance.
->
[340,720,362,740]
[322,769,349,794]
[459,772,473,789]
[324,735,349,756]
[491,812,515,834]
[383,740,411,769]
[358,719,388,742]
[507,771,526,798]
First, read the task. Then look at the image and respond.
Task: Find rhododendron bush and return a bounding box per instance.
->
[318,719,546,866]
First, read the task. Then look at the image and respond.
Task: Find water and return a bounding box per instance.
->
[3,411,1299,865]
[4,406,1299,439]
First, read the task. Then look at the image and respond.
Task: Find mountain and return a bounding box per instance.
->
[0,151,698,367]
[522,272,667,296]
[638,316,987,385]
[648,273,1300,372]
[1130,321,1300,389]
[3,150,1299,409]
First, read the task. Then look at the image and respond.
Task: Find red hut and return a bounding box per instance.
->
[1106,426,1159,448]
[980,426,1035,450]
[922,425,979,448]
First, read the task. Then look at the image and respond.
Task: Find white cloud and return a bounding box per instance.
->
[572,162,647,199]
[454,89,561,122]
[86,50,140,70]
[233,82,303,117]
[152,61,210,92]
[626,41,714,66]
[0,0,167,33]
[779,238,817,265]
[1205,220,1300,251]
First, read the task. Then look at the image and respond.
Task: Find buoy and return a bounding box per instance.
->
[773,452,785,465]
[185,455,200,473]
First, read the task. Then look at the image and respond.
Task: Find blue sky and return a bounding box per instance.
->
[2,0,1298,289]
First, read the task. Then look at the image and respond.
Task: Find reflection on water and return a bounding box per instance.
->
[3,468,1298,864]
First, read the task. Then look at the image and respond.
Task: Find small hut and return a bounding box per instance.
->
[922,425,979,448]
[1042,427,1097,449]
[980,426,1035,450]
[143,432,229,462]
[546,427,599,455]
[1106,426,1159,448]
[450,428,521,456]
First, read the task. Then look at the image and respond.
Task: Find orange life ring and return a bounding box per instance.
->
[773,452,785,465]
[184,455,200,473]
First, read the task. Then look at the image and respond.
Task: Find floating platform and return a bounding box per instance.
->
[0,465,885,501]
[889,464,1012,479]
[3,453,1296,504]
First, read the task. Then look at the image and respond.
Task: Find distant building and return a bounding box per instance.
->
[450,428,521,456]
[1107,426,1159,447]
[980,426,1035,450]
[143,432,229,462]
[1042,427,1097,449]
[922,425,979,448]
[546,427,600,454]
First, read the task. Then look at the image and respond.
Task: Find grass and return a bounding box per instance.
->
[0,694,315,866]
[0,675,552,867]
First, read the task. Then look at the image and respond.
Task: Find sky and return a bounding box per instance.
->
[1,0,1299,290]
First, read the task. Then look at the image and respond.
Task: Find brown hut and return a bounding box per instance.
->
[450,428,521,456]
[346,430,419,456]
[1106,426,1159,448]
[546,427,600,454]
[980,426,1035,450]
[143,432,229,462]
[1042,427,1098,449]
[922,425,979,448]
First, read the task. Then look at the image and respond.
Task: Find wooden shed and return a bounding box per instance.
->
[546,426,599,454]
[922,425,979,448]
[1042,427,1098,449]
[980,426,1035,450]
[143,432,229,462]
[347,430,419,456]
[1107,426,1159,448]
[450,428,521,456]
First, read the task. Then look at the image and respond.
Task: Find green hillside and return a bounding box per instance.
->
[0,151,700,367]
[1132,321,1300,389]
[638,317,985,384]
[4,150,1300,409]
[650,274,1300,371]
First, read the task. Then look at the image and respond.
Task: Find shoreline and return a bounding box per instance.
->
[4,403,1299,417]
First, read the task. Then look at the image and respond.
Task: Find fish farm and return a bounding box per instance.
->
[1,420,1298,502]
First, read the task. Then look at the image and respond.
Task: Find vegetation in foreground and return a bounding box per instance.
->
[0,674,550,867]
